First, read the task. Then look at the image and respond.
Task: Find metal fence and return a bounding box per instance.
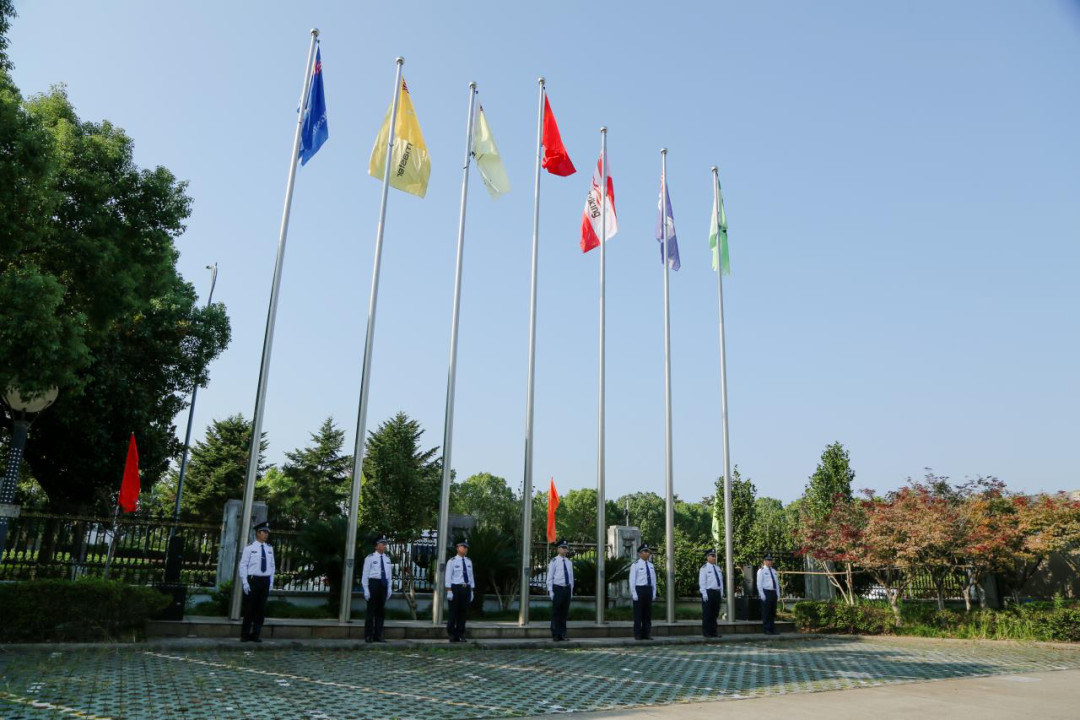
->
[0,512,222,586]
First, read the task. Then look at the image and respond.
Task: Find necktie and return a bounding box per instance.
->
[770,568,777,591]
[461,559,470,585]
[380,555,387,583]
[562,558,570,586]
[644,562,652,591]
[260,544,267,573]
[713,565,721,588]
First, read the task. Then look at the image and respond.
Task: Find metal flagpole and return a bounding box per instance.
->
[595,127,608,624]
[518,77,546,627]
[170,264,219,537]
[229,30,319,621]
[339,57,406,622]
[434,81,478,627]
[712,166,736,623]
[661,149,675,624]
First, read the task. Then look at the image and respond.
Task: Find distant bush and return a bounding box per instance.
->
[794,600,1080,642]
[0,579,170,642]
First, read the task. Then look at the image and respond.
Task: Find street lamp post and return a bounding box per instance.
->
[0,387,59,557]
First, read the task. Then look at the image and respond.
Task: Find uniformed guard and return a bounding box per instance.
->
[628,543,657,640]
[756,553,780,635]
[238,520,274,642]
[362,536,393,643]
[546,539,574,641]
[698,549,724,638]
[444,539,475,643]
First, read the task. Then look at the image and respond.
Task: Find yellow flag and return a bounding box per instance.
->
[369,78,430,198]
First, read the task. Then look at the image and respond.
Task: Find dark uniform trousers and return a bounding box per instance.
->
[365,579,388,641]
[633,585,654,639]
[550,585,571,638]
[702,588,722,637]
[241,575,271,640]
[447,583,470,640]
[762,588,778,634]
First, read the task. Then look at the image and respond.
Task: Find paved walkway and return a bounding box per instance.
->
[1,636,1076,719]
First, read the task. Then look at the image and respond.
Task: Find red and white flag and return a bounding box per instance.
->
[580,152,617,253]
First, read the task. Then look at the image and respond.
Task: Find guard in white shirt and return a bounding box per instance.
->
[698,549,724,638]
[238,521,274,642]
[628,543,658,640]
[756,553,780,635]
[363,536,393,643]
[444,539,475,643]
[546,539,574,641]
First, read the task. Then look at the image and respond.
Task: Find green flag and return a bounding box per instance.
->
[711,496,722,548]
[709,183,730,275]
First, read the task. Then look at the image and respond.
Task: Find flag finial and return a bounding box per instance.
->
[395,56,404,66]
[538,76,546,86]
[310,28,319,37]
[600,126,607,134]
[661,147,668,155]
[711,165,718,173]
[469,81,477,91]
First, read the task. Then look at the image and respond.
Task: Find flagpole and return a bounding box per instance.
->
[170,264,218,536]
[339,56,406,623]
[596,126,608,624]
[713,166,736,624]
[434,81,478,627]
[229,29,319,621]
[518,77,546,627]
[661,149,675,624]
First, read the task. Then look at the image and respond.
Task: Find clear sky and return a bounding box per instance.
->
[9,1,1080,503]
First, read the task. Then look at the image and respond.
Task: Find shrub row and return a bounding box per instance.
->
[0,579,170,642]
[793,600,1080,642]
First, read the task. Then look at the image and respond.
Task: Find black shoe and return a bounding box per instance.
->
[635,636,644,641]
[251,637,262,643]
[240,636,251,642]
[375,638,388,643]
[449,637,459,643]
[644,635,652,640]
[365,638,373,643]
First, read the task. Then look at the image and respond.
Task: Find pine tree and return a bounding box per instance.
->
[803,442,856,521]
[263,417,352,526]
[359,412,441,539]
[175,415,267,524]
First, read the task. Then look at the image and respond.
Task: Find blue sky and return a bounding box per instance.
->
[9,1,1080,503]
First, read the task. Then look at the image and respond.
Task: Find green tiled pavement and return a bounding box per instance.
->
[2,638,1077,719]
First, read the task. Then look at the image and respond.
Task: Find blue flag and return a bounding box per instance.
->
[656,175,681,270]
[299,47,328,166]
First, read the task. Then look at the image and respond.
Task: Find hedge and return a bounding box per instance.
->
[794,600,1080,642]
[0,579,171,642]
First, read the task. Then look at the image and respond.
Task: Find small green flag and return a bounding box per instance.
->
[711,497,722,548]
[709,183,730,275]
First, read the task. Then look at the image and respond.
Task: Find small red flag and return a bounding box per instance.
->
[541,96,576,177]
[546,477,560,544]
[118,433,140,513]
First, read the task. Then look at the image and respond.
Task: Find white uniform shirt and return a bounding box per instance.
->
[444,556,475,589]
[628,559,658,601]
[238,540,275,590]
[756,565,780,600]
[546,555,574,596]
[362,552,393,599]
[699,562,724,600]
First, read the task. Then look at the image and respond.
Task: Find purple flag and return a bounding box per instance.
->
[656,175,681,270]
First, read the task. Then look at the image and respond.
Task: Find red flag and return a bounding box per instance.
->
[546,477,560,544]
[580,153,618,253]
[118,433,140,513]
[541,96,576,177]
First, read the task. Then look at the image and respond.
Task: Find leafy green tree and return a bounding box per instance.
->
[450,472,518,534]
[262,417,351,526]
[613,491,667,545]
[711,467,757,566]
[803,442,855,521]
[2,79,230,512]
[748,497,793,560]
[558,488,604,543]
[675,499,713,546]
[167,415,268,524]
[359,412,441,539]
[653,528,705,598]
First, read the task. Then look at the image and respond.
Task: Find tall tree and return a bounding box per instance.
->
[262,417,351,526]
[2,79,230,512]
[803,442,855,521]
[711,467,757,566]
[359,412,441,539]
[748,497,793,560]
[450,472,517,535]
[165,415,268,524]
